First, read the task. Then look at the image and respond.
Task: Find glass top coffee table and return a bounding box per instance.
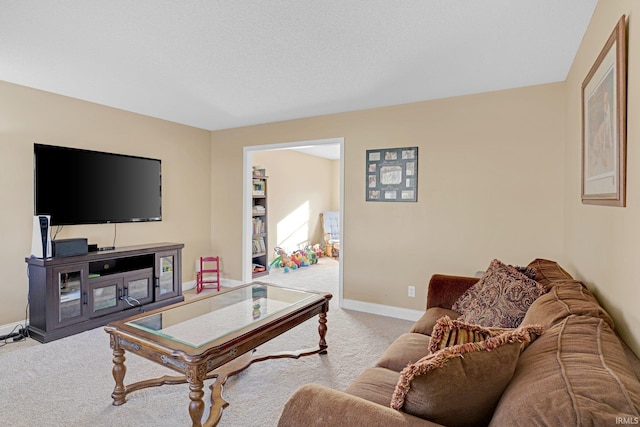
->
[104,282,332,427]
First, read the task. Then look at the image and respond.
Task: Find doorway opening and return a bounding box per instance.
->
[242,138,344,307]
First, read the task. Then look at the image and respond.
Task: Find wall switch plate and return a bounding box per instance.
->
[408,286,416,298]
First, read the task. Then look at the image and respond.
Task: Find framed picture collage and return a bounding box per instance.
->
[366,146,418,202]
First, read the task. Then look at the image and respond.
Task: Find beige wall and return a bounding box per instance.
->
[563,0,640,355]
[0,81,212,326]
[252,150,337,262]
[211,82,566,310]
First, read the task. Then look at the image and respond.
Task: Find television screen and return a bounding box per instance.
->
[34,144,162,225]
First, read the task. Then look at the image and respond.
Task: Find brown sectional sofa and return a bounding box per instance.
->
[277,259,640,426]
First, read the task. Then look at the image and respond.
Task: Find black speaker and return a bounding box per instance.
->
[52,238,88,257]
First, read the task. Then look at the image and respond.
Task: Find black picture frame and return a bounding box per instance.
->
[366,146,418,202]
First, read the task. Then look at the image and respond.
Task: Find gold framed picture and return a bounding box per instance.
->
[581,15,627,206]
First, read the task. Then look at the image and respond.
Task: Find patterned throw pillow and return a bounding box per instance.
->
[455,259,547,328]
[451,260,537,314]
[428,316,510,353]
[390,324,543,427]
[450,278,484,315]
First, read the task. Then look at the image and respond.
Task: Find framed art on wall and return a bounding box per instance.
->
[366,146,418,202]
[581,15,627,207]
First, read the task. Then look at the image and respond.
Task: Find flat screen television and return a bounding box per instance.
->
[34,144,162,226]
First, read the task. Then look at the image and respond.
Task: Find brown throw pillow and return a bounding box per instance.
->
[428,316,510,353]
[456,259,547,328]
[390,324,543,427]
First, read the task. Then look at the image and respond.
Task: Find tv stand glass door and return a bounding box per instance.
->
[55,264,88,326]
[155,250,180,301]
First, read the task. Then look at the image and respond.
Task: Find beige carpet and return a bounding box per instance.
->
[0,257,414,426]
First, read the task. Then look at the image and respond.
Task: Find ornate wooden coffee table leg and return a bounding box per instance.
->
[110,335,128,406]
[318,312,328,354]
[186,364,208,427]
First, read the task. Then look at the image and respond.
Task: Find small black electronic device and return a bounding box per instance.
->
[38,216,49,256]
[52,238,88,257]
[30,215,51,258]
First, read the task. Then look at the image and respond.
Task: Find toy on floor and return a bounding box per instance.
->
[291,247,318,267]
[311,244,323,259]
[306,246,319,264]
[269,247,298,272]
[268,246,319,272]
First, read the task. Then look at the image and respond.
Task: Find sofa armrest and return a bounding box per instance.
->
[277,384,440,427]
[426,274,478,310]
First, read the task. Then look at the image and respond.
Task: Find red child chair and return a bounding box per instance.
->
[196,256,220,293]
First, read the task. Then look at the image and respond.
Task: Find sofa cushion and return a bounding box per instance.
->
[526,257,573,290]
[409,307,461,336]
[278,383,441,427]
[490,315,640,426]
[455,259,547,328]
[521,279,614,329]
[345,367,402,407]
[428,316,510,353]
[376,333,432,372]
[390,324,543,427]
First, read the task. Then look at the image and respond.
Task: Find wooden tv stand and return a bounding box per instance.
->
[25,242,184,343]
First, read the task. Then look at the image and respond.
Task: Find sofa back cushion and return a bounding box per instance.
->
[522,280,614,329]
[490,315,640,426]
[376,332,432,372]
[526,258,573,290]
[409,307,461,336]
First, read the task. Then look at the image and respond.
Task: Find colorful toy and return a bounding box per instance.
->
[292,248,314,267]
[268,246,319,272]
[305,246,318,264]
[269,245,322,273]
[269,247,297,272]
[311,244,323,259]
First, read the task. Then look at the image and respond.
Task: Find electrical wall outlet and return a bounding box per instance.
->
[408,285,416,298]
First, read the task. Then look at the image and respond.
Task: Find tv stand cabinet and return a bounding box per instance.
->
[25,242,184,343]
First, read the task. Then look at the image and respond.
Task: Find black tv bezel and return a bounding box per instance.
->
[33,143,162,226]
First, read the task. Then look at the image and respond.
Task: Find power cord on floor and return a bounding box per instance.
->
[0,324,29,348]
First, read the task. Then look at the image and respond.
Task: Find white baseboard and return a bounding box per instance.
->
[342,299,423,322]
[182,279,196,291]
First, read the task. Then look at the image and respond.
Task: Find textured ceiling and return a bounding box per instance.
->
[0,1,597,131]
